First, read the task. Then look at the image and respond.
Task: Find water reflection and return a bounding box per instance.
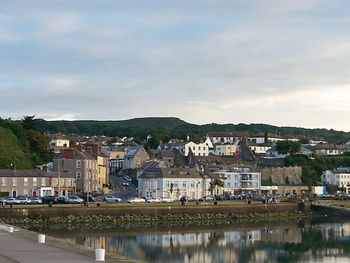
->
[32,219,350,263]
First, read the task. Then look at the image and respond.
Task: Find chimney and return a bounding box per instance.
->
[63,149,75,159]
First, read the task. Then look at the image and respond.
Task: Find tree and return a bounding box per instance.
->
[22,115,38,131]
[276,141,301,155]
[209,179,225,195]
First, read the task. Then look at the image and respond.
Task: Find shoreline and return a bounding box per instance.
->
[0,202,311,226]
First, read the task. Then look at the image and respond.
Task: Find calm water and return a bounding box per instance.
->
[27,217,350,263]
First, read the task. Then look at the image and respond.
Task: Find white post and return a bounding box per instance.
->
[58,159,61,196]
[38,234,45,244]
[95,248,105,261]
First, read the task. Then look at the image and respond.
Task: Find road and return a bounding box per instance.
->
[109,175,137,201]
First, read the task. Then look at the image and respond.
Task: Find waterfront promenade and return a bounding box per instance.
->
[0,225,97,262]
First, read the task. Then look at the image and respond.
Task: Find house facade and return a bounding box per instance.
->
[322,168,350,193]
[50,136,70,153]
[53,149,98,194]
[123,146,150,169]
[208,166,261,194]
[184,138,213,156]
[207,133,240,145]
[212,144,239,156]
[138,167,211,200]
[0,169,75,197]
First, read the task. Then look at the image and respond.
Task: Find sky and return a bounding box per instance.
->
[1,0,350,131]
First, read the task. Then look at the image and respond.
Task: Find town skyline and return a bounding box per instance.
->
[2,1,350,131]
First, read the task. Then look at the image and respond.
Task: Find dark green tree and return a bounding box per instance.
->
[276,141,301,155]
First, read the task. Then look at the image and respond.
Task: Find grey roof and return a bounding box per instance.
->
[160,149,176,159]
[0,169,75,178]
[125,146,143,158]
[139,168,205,179]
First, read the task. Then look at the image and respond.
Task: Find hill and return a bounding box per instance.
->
[35,117,350,144]
[0,117,52,169]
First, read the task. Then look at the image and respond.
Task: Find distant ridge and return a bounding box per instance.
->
[34,117,350,144]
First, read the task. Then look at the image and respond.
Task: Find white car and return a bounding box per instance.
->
[146,197,162,203]
[161,197,175,203]
[103,195,122,203]
[127,197,145,203]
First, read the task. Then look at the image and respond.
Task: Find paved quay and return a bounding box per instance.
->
[0,226,97,263]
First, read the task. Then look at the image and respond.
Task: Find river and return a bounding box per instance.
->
[24,217,350,263]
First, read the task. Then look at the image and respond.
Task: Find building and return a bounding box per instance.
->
[207,166,261,195]
[50,136,70,153]
[212,144,239,156]
[0,169,75,197]
[322,168,350,193]
[109,158,124,175]
[184,138,213,156]
[138,167,212,200]
[248,143,272,154]
[53,149,98,194]
[207,132,240,145]
[123,146,150,169]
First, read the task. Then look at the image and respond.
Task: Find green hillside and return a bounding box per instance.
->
[0,117,52,169]
[35,117,350,144]
[0,127,33,169]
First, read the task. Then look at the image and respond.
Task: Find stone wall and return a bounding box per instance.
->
[261,166,302,185]
[0,203,309,225]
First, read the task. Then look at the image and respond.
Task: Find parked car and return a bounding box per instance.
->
[2,197,21,205]
[77,194,96,202]
[42,195,58,204]
[103,195,122,203]
[30,197,43,204]
[146,197,162,203]
[161,197,175,203]
[199,196,214,202]
[66,195,84,204]
[122,182,129,186]
[17,196,31,205]
[127,197,145,203]
[57,196,69,204]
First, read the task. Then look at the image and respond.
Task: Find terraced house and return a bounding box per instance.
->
[138,167,214,200]
[0,169,75,197]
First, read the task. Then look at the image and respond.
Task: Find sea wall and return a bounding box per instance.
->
[0,202,310,225]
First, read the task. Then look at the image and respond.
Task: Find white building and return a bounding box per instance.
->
[248,135,299,144]
[208,133,240,145]
[212,144,239,156]
[184,137,213,156]
[249,144,272,154]
[208,166,261,194]
[50,137,70,153]
[322,168,350,193]
[137,167,212,200]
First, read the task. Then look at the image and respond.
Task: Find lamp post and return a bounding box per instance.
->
[58,159,61,196]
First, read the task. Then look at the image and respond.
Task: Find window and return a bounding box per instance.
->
[203,147,206,150]
[192,146,195,150]
[182,181,187,188]
[76,160,82,169]
[23,189,28,196]
[13,178,17,186]
[41,178,46,187]
[174,181,178,188]
[76,172,82,179]
[190,181,195,188]
[166,181,170,188]
[33,178,37,187]
[198,146,201,150]
[24,178,28,187]
[1,177,6,187]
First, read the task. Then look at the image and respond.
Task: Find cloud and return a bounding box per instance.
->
[1,0,350,130]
